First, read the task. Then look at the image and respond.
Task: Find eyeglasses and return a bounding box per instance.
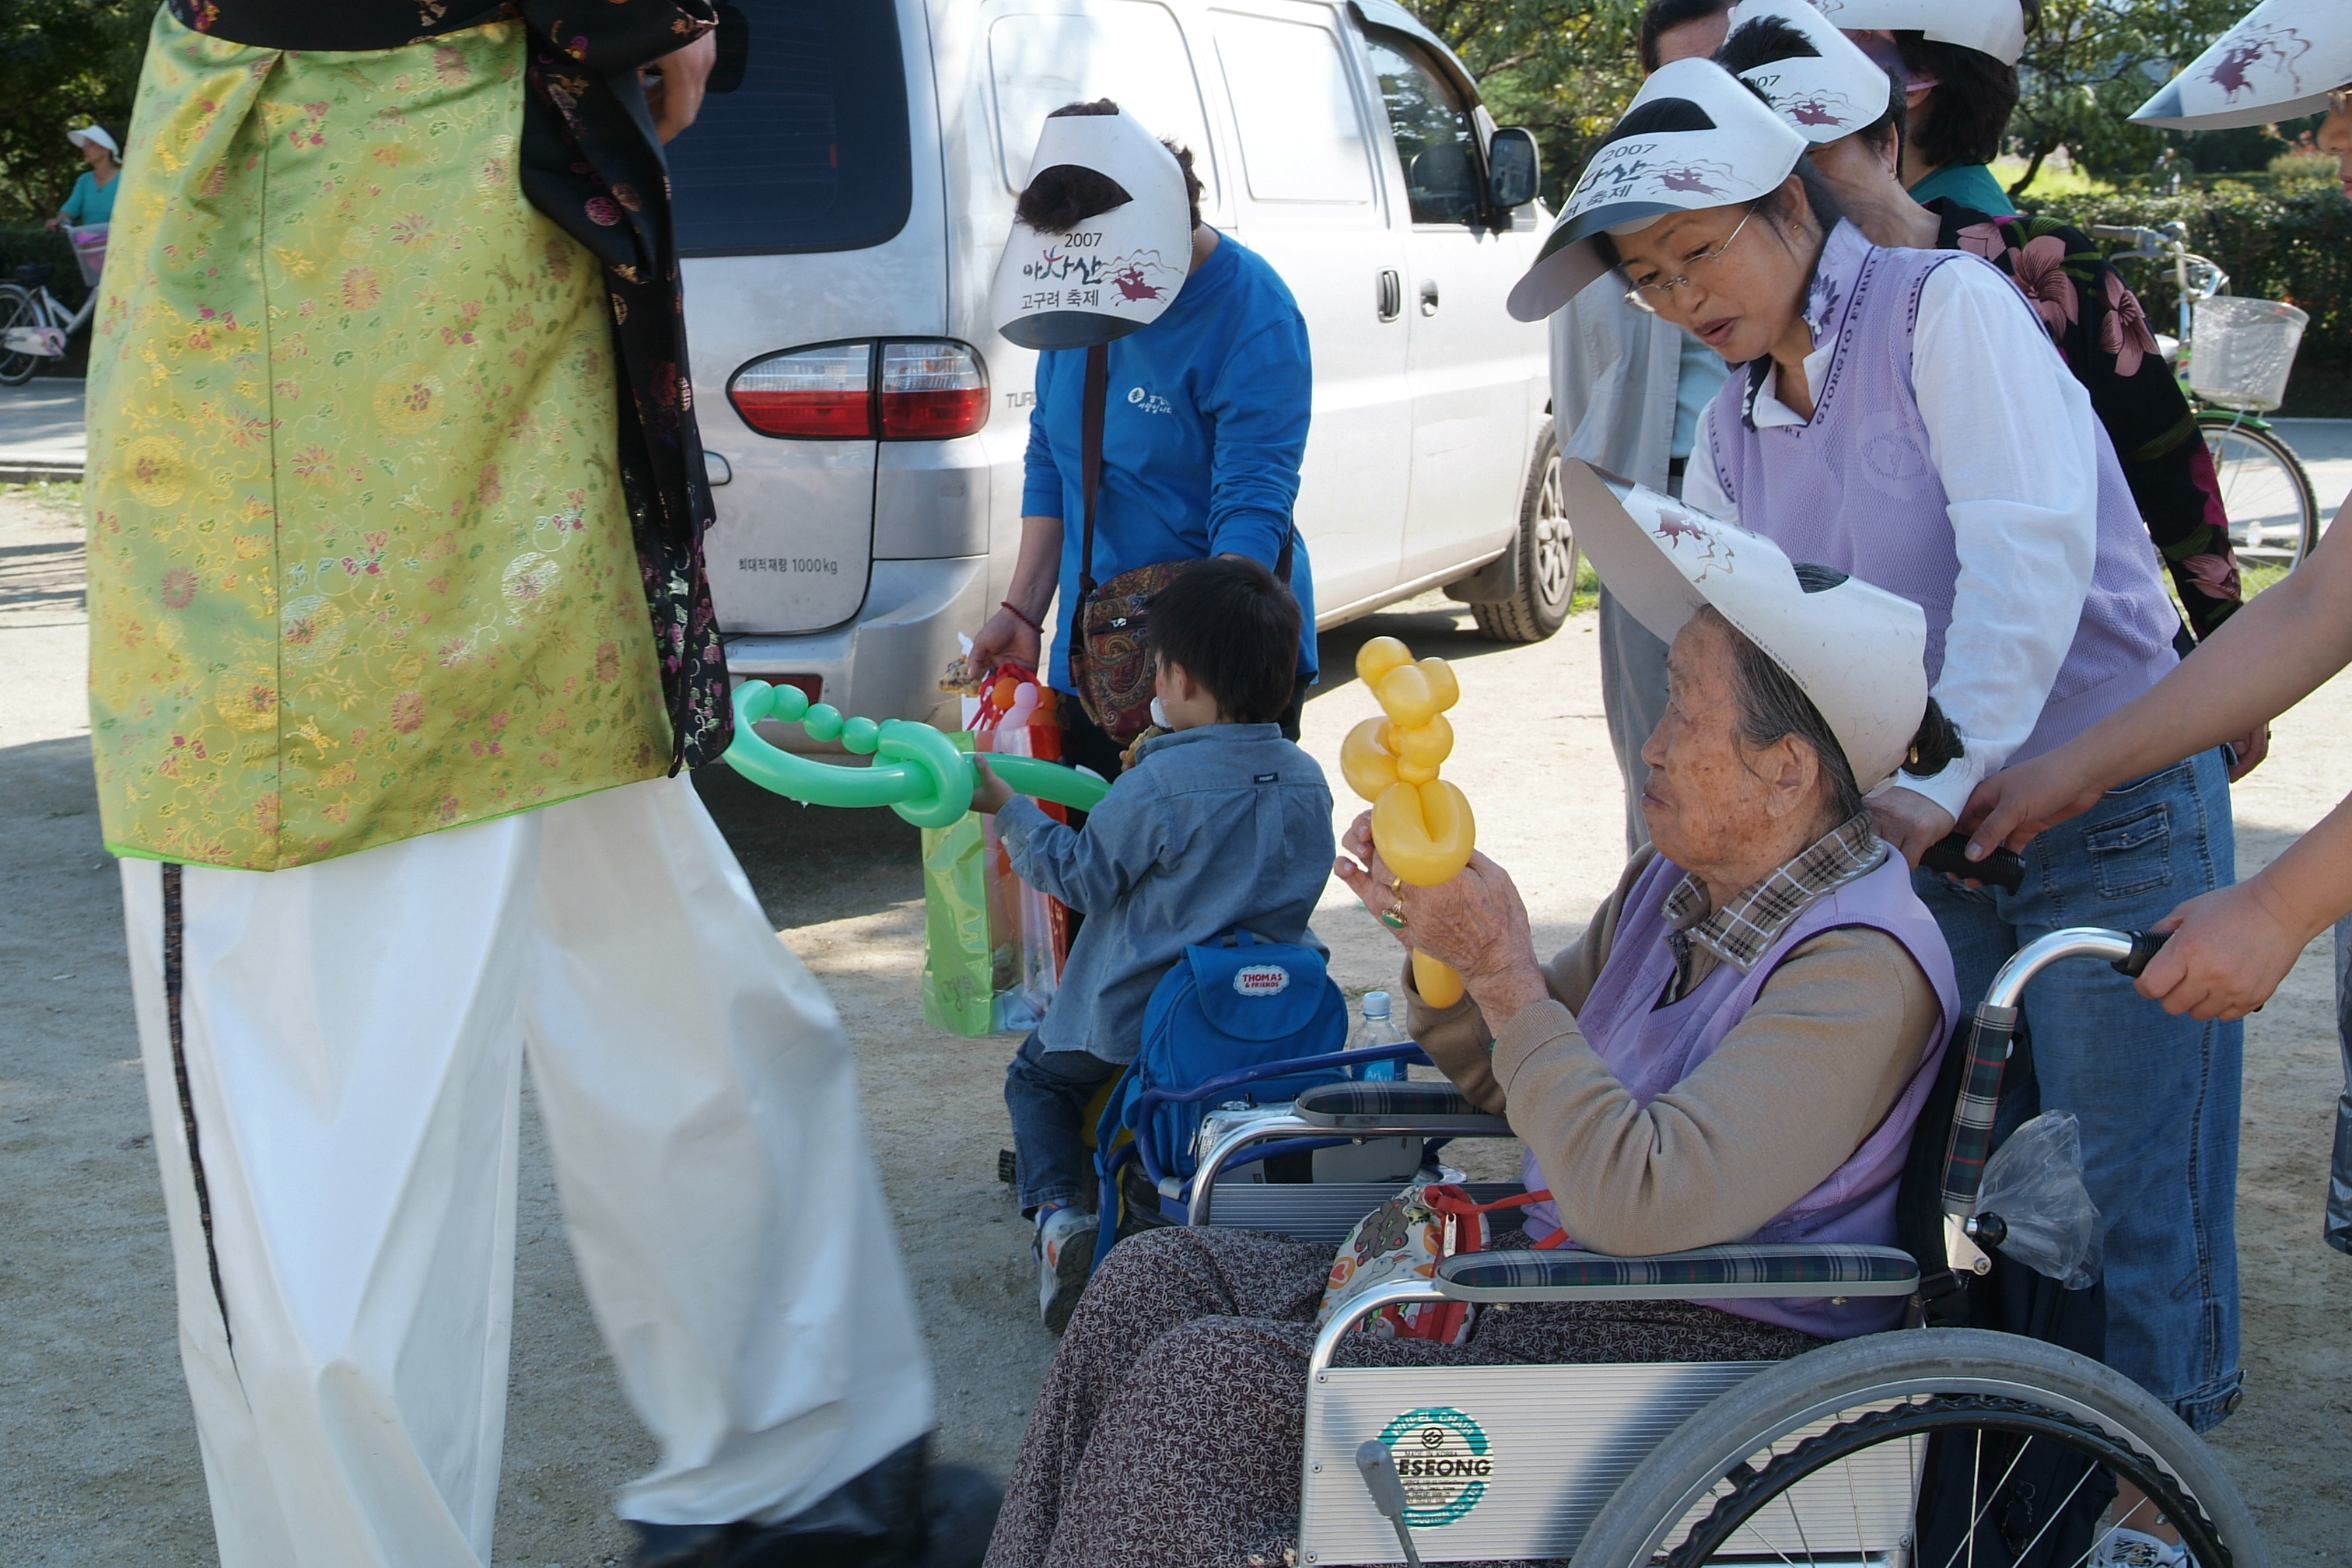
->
[1623,207,1757,313]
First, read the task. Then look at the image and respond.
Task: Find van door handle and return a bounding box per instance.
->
[1419,278,1440,316]
[1377,269,1402,322]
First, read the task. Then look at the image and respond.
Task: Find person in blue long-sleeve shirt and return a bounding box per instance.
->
[969,102,1317,779]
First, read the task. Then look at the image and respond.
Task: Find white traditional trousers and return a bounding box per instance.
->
[120,775,934,1568]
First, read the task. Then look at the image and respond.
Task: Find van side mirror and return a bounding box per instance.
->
[1486,127,1539,212]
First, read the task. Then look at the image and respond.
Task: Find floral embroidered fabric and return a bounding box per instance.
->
[1934,200,2244,640]
[87,13,674,870]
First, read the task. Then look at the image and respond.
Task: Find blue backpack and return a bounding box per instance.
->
[1091,929,1349,1255]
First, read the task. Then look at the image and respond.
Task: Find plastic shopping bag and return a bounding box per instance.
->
[920,732,995,1036]
[970,666,1073,1033]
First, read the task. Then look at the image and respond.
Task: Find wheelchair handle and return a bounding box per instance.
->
[1939,928,2163,1216]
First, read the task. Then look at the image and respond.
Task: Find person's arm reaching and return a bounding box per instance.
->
[1873,259,2102,862]
[993,775,1164,915]
[971,366,1068,674]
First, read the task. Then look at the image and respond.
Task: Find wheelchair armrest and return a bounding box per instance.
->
[1433,1242,1920,1303]
[1292,1080,1511,1135]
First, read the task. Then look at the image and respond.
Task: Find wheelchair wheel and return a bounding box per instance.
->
[1570,1328,2264,1568]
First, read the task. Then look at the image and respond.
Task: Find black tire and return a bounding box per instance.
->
[0,285,42,386]
[2198,413,2319,597]
[1570,1328,2265,1568]
[1472,420,1576,644]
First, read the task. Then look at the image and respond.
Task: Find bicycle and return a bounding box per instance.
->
[2095,222,2321,597]
[0,261,96,387]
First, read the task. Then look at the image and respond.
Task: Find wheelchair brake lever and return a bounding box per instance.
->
[1354,1440,1423,1568]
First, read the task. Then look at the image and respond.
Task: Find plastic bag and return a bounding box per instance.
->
[971,665,1073,1034]
[1973,1111,2103,1290]
[920,732,994,1036]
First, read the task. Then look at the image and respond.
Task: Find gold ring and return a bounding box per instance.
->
[1385,873,1403,893]
[1379,902,1409,929]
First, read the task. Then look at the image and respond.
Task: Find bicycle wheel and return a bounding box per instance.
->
[1570,1328,2265,1568]
[0,285,42,386]
[2200,414,2319,597]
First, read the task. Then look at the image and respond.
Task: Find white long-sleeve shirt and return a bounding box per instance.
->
[1685,258,2103,819]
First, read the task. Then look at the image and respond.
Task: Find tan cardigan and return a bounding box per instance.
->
[1405,848,1944,1255]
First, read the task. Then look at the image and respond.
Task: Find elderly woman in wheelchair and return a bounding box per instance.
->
[982,476,1977,1562]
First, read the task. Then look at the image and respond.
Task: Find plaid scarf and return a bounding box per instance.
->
[1659,814,1886,1001]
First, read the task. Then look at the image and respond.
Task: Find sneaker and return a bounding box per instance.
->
[1034,1204,1097,1333]
[2093,1526,2191,1567]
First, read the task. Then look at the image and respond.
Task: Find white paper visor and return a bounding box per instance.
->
[991,110,1194,351]
[1510,59,1806,322]
[1561,458,1930,792]
[2132,1,2352,129]
[1809,0,2028,66]
[1727,0,1900,144]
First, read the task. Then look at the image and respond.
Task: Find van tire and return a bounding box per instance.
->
[1472,421,1575,644]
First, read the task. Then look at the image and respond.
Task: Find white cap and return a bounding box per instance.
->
[990,108,1192,351]
[67,125,119,158]
[1507,58,1807,321]
[1563,459,1930,792]
[2133,0,2352,129]
[1727,0,1902,143]
[1811,0,2029,66]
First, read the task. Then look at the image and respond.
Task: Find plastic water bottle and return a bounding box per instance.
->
[1355,990,1407,1081]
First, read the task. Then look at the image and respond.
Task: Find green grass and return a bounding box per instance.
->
[1993,156,2117,202]
[1,479,82,512]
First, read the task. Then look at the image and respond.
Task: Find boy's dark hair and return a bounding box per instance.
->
[1890,9,2037,171]
[1013,98,1205,235]
[1639,0,1734,74]
[1714,13,1905,153]
[1146,557,1300,726]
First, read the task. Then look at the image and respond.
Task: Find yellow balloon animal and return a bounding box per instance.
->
[1340,635,1476,1008]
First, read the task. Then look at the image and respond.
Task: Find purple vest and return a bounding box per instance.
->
[1519,850,1957,1338]
[1707,222,2179,765]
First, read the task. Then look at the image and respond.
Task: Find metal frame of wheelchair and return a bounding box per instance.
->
[1161,930,2266,1566]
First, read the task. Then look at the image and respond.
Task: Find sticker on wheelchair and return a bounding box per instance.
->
[1378,1406,1493,1526]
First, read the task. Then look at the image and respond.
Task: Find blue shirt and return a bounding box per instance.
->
[59,170,117,227]
[995,723,1334,1062]
[1023,236,1318,688]
[1670,327,1727,462]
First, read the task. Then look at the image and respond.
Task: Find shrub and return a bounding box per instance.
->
[2025,184,2352,365]
[0,222,87,308]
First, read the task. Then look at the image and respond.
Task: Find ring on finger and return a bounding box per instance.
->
[1379,901,1409,929]
[1384,873,1403,893]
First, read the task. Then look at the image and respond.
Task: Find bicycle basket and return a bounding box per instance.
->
[2187,295,2308,412]
[67,223,107,287]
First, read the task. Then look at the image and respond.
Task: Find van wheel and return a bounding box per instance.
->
[1472,422,1575,644]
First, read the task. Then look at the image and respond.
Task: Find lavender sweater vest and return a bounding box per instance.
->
[1707,223,2180,766]
[1519,851,1957,1338]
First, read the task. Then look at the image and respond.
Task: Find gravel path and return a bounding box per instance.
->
[2,484,2343,1564]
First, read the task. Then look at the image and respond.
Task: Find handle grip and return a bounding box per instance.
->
[1920,831,2025,893]
[2112,928,2170,978]
[1355,1440,1424,1568]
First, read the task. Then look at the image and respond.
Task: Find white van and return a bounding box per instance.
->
[670,0,1566,731]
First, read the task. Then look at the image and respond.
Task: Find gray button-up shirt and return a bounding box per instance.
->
[996,723,1335,1062]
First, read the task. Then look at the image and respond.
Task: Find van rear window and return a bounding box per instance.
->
[667,0,913,257]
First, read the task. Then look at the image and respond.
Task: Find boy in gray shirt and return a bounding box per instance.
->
[972,558,1334,1330]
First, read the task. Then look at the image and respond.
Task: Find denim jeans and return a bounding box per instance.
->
[1914,745,2243,1431]
[2329,916,2352,1255]
[1006,1031,1119,1216]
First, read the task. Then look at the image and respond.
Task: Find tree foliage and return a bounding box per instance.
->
[0,0,149,222]
[2007,0,2254,194]
[1405,0,1647,204]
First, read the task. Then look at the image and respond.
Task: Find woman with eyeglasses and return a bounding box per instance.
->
[1509,55,2245,1450]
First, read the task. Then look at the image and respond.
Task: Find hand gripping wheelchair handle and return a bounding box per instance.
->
[1937,928,2165,1216]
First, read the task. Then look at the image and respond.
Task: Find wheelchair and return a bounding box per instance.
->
[1180,928,2267,1566]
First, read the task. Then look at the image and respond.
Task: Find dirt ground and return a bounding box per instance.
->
[2,481,2345,1565]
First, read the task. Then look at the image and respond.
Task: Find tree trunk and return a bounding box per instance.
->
[2007,140,2056,201]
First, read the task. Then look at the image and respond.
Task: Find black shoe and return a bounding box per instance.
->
[628,1437,1003,1568]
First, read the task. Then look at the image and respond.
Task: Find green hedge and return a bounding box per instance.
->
[0,222,86,305]
[2024,182,2352,366]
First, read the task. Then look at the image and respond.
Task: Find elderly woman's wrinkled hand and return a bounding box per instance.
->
[1336,822,1549,1020]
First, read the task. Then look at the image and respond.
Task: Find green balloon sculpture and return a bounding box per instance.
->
[723,681,1111,828]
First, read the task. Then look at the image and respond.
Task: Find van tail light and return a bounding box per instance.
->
[880,341,990,439]
[727,340,991,441]
[729,343,877,439]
